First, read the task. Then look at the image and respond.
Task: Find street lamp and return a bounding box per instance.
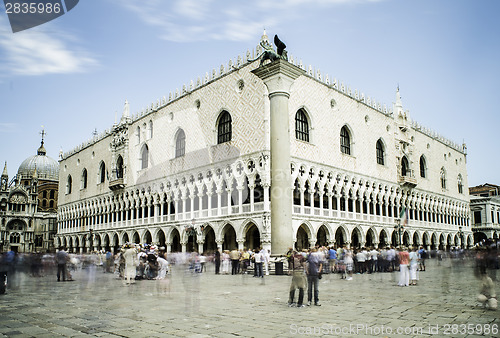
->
[394,219,403,247]
[458,226,464,249]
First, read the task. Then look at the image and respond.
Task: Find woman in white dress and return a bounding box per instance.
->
[123,244,138,285]
[409,247,419,285]
[222,250,230,274]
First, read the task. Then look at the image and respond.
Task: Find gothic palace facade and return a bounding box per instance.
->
[56,33,472,254]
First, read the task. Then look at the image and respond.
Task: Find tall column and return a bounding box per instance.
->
[252,60,304,255]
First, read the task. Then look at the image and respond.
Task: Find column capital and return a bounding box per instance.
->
[251,59,305,95]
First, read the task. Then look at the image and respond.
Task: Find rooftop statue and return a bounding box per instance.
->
[250,34,288,66]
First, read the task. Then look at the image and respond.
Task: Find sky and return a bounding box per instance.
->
[0,0,498,187]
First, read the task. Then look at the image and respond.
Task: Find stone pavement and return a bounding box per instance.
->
[0,259,498,338]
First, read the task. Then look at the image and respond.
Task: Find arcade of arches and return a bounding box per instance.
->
[54,218,473,254]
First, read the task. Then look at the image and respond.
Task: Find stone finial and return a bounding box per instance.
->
[205,72,209,84]
[246,49,251,61]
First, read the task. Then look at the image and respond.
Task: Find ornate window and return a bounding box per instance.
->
[295,109,309,142]
[99,162,106,184]
[116,156,124,179]
[66,175,72,194]
[175,129,186,158]
[80,168,87,189]
[440,167,446,189]
[401,156,409,176]
[340,126,351,155]
[376,139,384,165]
[217,111,232,144]
[141,144,149,169]
[10,232,20,244]
[419,155,426,178]
[457,174,463,194]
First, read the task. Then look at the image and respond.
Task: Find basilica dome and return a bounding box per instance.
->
[17,142,59,182]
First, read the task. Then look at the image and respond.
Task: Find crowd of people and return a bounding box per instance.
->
[0,242,497,310]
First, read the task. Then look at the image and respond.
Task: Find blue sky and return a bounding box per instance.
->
[0,0,498,187]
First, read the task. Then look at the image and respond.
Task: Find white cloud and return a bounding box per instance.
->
[0,17,97,76]
[114,0,382,42]
[0,123,17,133]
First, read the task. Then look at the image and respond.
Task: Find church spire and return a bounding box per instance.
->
[37,126,47,155]
[2,161,7,178]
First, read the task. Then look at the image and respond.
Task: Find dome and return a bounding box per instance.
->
[17,142,59,182]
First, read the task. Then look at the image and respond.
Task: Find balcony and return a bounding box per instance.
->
[109,178,125,191]
[398,169,417,188]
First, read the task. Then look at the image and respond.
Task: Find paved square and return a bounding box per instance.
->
[0,258,498,337]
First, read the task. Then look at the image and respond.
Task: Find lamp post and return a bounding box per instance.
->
[88,228,94,253]
[458,226,464,249]
[394,219,403,247]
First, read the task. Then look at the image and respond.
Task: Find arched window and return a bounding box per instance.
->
[457,174,463,194]
[50,190,55,199]
[10,232,20,244]
[141,145,149,169]
[419,155,426,178]
[175,129,186,158]
[116,156,124,179]
[66,175,72,194]
[340,126,351,155]
[376,139,384,165]
[99,162,106,184]
[401,157,409,176]
[81,168,88,189]
[136,126,141,144]
[217,111,232,144]
[440,167,446,189]
[295,109,309,142]
[148,120,153,139]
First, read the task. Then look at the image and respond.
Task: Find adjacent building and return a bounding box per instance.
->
[55,32,472,254]
[469,183,500,243]
[1,134,59,253]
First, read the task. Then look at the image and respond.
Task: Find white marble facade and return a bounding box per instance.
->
[56,34,472,254]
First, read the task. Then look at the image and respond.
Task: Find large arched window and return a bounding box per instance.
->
[66,175,72,194]
[440,167,447,189]
[81,168,88,189]
[175,129,186,158]
[217,111,232,144]
[295,109,309,142]
[99,162,106,184]
[419,155,426,178]
[401,156,409,176]
[116,156,124,179]
[340,126,351,155]
[141,144,149,169]
[376,139,384,165]
[457,174,463,194]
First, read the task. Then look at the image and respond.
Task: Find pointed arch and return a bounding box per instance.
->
[98,161,106,184]
[217,110,232,144]
[295,108,310,142]
[140,144,149,169]
[175,129,186,158]
[419,155,427,178]
[401,156,409,176]
[81,169,88,189]
[340,125,352,155]
[376,138,385,165]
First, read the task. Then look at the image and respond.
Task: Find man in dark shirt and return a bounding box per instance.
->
[55,247,69,281]
[306,247,323,306]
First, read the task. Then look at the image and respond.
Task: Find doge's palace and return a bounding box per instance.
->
[55,32,472,254]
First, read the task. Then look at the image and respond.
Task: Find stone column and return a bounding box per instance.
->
[252,60,304,255]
